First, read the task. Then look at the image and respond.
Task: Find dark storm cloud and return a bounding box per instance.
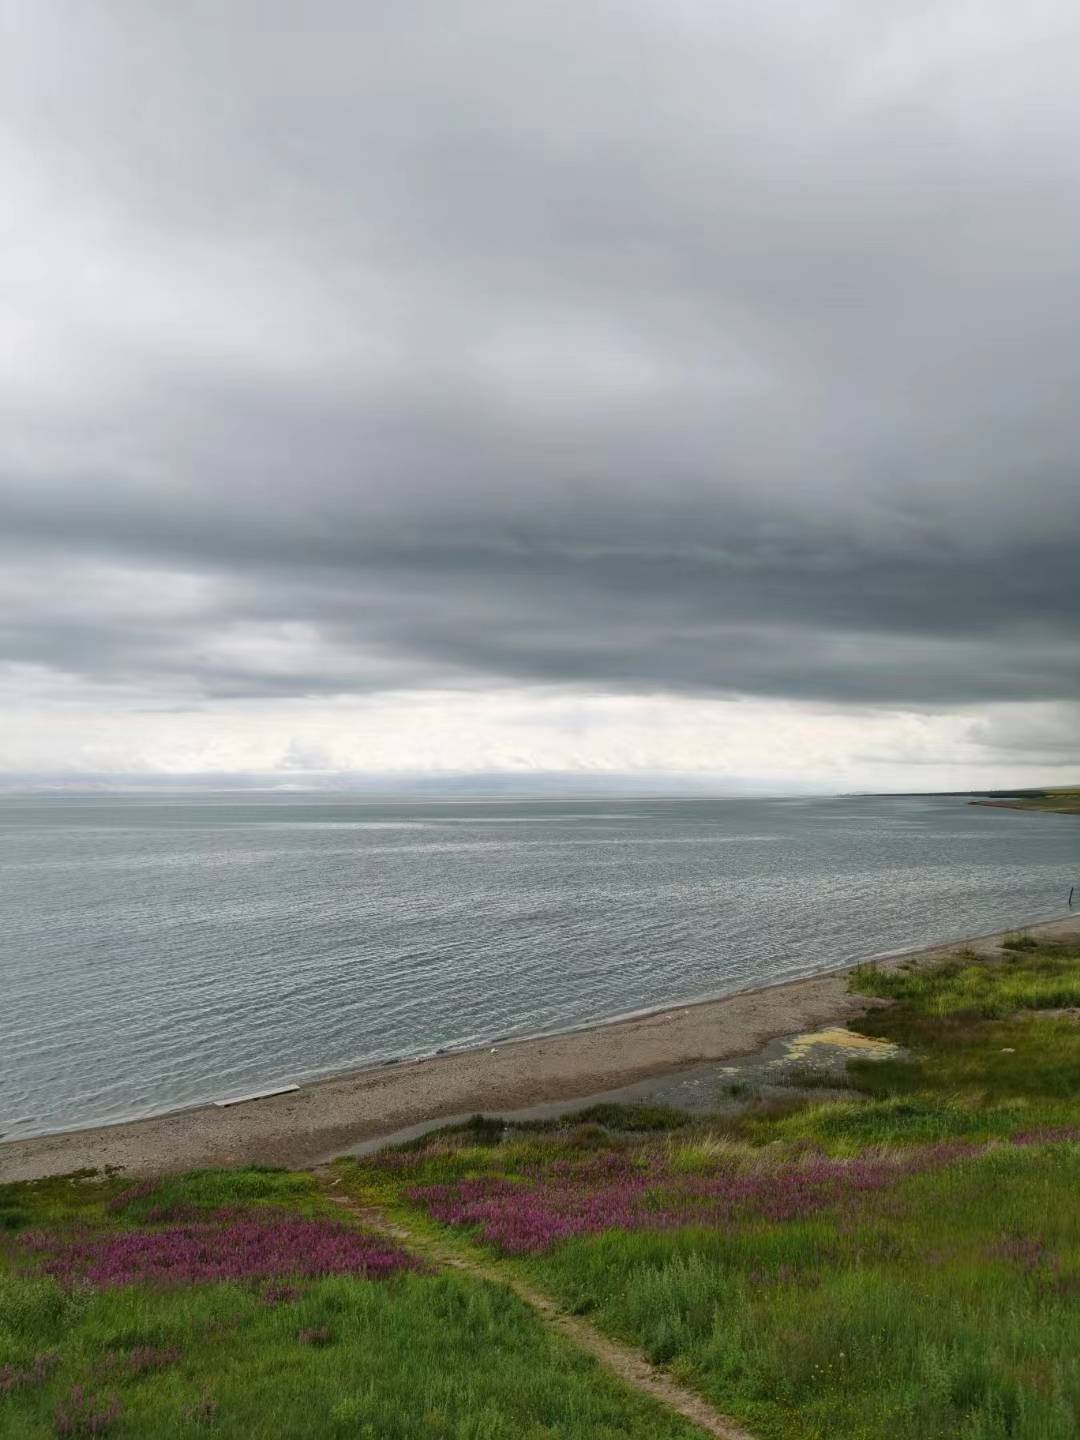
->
[2,1,1079,709]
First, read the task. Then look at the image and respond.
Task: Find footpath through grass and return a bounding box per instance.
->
[4,938,1079,1438]
[352,936,1080,1440]
[0,1166,704,1438]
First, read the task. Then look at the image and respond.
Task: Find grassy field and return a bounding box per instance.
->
[346,936,1080,1439]
[0,1168,703,1438]
[4,937,1079,1438]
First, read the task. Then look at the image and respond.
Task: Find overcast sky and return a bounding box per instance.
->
[2,1,1079,791]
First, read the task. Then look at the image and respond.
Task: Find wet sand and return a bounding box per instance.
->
[4,913,1078,1183]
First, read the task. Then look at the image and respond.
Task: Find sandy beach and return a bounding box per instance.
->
[4,913,1078,1184]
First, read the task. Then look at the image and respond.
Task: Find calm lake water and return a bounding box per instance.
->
[2,793,1078,1141]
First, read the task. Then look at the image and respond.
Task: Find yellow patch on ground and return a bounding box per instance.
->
[784,1027,898,1060]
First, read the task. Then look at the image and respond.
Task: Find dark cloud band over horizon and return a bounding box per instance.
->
[2,2,1079,781]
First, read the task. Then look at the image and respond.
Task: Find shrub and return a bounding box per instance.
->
[1002,933,1040,952]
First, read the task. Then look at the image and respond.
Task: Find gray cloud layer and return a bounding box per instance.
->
[2,1,1079,715]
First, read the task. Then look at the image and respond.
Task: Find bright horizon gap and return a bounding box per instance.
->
[1,771,1076,800]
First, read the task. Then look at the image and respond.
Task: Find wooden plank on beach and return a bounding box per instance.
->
[212,1084,300,1108]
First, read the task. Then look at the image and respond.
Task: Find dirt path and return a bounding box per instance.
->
[315,1170,755,1440]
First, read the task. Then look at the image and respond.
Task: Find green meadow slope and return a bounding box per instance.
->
[0,1169,701,1440]
[345,935,1080,1439]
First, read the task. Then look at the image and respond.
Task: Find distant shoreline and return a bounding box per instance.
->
[969,800,1040,811]
[969,787,1080,816]
[4,912,1079,1184]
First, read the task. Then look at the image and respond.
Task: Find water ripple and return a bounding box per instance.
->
[1,793,1077,1139]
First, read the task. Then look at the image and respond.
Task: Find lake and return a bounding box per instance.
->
[2,792,1077,1140]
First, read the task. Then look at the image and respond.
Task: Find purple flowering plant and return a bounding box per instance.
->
[22,1210,418,1289]
[404,1139,989,1254]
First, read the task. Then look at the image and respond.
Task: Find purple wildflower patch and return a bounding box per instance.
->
[53,1385,122,1436]
[99,1346,180,1380]
[989,1234,1058,1272]
[411,1142,983,1254]
[0,1350,59,1395]
[1010,1126,1080,1147]
[103,1182,157,1216]
[24,1212,417,1289]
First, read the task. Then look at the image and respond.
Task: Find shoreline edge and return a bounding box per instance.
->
[4,911,1079,1183]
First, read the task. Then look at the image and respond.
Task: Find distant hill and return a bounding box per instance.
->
[971,787,1080,815]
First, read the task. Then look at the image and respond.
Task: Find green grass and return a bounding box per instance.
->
[112,1166,324,1221]
[0,1166,327,1240]
[566,1104,691,1133]
[361,936,1080,1439]
[746,942,1080,1152]
[0,1170,701,1439]
[0,1170,129,1236]
[0,1267,705,1439]
[848,944,1080,1019]
[7,940,1080,1438]
[527,939,1080,1437]
[395,1105,690,1154]
[975,787,1080,815]
[530,1143,1080,1440]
